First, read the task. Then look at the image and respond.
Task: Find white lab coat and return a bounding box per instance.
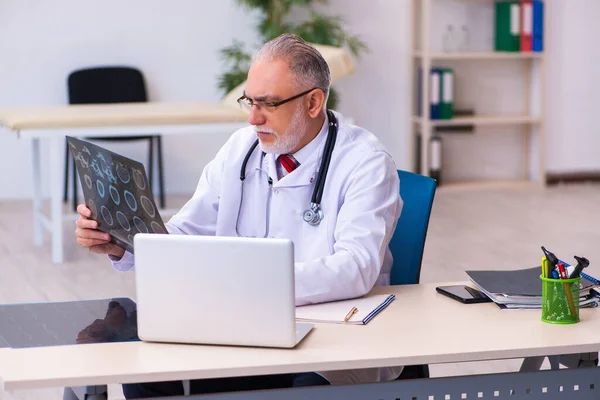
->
[112,110,404,384]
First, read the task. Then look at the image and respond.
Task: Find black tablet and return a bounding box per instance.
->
[436,285,492,304]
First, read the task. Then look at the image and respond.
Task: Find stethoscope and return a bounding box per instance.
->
[235,110,338,237]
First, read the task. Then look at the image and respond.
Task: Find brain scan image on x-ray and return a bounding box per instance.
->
[67,136,168,253]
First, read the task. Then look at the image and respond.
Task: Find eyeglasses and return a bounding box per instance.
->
[237,87,320,113]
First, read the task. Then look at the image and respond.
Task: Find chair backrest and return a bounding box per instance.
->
[67,66,147,105]
[389,170,437,286]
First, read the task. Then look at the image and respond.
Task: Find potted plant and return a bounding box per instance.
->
[217,0,368,109]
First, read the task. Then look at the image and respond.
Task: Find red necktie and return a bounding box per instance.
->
[279,154,300,174]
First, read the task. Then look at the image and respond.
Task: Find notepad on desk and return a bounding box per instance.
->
[295,294,395,325]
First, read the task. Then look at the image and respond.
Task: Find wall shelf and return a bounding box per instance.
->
[413,51,545,60]
[412,115,541,127]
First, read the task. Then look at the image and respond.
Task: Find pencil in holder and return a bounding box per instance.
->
[540,275,581,324]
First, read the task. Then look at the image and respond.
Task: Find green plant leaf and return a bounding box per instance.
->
[291,13,367,59]
[217,40,252,96]
[218,0,368,97]
[258,17,294,40]
[217,71,249,96]
[283,0,327,7]
[326,86,339,110]
[235,0,270,10]
[219,40,252,67]
[295,14,337,44]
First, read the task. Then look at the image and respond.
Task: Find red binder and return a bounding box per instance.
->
[521,0,533,52]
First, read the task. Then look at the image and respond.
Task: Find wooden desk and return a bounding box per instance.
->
[1,283,599,392]
[0,102,248,264]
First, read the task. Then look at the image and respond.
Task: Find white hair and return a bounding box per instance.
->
[253,33,331,102]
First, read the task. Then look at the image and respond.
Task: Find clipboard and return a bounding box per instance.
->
[295,294,395,325]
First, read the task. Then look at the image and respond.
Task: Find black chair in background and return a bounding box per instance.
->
[64,66,165,210]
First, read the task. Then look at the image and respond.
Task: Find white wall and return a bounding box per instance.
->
[0,0,599,200]
[311,0,411,168]
[544,0,600,173]
[0,0,260,199]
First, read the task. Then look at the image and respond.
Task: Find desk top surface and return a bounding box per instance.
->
[0,297,138,349]
[1,282,600,390]
[0,101,248,131]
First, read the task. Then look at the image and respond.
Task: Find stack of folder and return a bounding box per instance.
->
[466,267,600,310]
[495,0,544,52]
[417,67,454,120]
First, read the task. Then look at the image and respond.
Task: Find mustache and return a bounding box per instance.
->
[253,126,279,138]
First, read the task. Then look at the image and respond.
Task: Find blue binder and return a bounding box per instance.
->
[430,68,442,120]
[417,67,423,117]
[532,0,544,52]
[582,272,600,286]
[416,67,443,120]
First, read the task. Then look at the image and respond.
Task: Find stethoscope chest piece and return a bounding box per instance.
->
[303,203,324,226]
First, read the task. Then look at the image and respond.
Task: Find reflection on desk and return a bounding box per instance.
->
[0,298,139,348]
[0,334,8,348]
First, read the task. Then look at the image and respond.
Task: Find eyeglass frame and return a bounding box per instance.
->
[237,87,322,112]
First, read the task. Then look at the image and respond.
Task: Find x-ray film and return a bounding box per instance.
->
[66,136,168,254]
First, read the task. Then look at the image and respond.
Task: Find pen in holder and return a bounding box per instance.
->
[540,275,581,324]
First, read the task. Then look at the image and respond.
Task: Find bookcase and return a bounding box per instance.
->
[409,0,547,188]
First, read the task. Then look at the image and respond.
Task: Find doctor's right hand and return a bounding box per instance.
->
[75,204,125,260]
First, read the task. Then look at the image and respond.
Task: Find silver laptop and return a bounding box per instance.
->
[133,234,313,348]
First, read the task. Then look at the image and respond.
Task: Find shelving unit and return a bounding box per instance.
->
[409,0,547,188]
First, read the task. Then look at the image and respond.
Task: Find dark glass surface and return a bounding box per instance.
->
[0,298,139,349]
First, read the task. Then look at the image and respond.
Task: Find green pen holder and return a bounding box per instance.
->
[540,275,581,324]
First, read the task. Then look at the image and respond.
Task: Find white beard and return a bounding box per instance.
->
[255,103,308,154]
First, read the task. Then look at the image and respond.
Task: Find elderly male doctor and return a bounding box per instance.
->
[75,33,404,397]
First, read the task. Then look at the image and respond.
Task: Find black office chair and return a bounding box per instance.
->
[63,66,165,210]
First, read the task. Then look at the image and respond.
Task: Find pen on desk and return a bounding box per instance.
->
[344,307,358,322]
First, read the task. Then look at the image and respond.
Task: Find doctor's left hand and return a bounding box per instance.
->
[75,204,125,259]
